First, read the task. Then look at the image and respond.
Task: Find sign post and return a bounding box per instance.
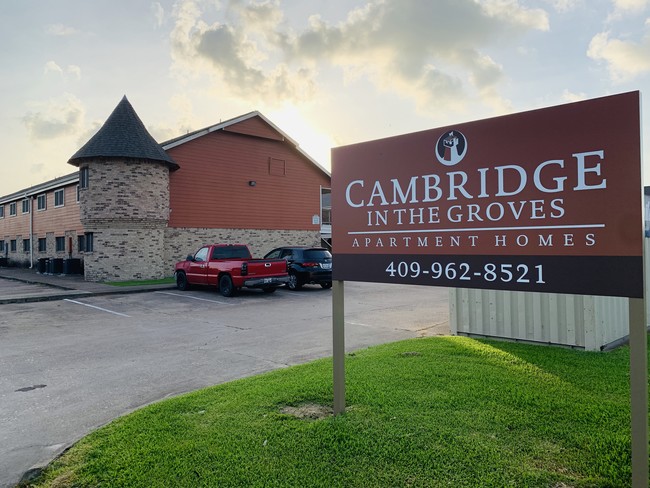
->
[331,91,647,483]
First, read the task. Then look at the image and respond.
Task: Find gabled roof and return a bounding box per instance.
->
[161,111,330,177]
[68,96,179,171]
[0,172,79,204]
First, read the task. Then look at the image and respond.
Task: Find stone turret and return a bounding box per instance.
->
[68,96,179,282]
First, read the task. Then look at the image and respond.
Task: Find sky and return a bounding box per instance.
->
[1,0,650,196]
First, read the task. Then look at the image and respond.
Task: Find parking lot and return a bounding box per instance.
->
[0,281,449,487]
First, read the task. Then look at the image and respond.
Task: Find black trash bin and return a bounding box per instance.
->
[37,258,49,273]
[63,258,81,275]
[51,258,64,274]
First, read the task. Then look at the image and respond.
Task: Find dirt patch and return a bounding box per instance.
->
[281,403,333,420]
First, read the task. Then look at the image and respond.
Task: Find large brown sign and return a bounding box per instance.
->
[332,91,643,298]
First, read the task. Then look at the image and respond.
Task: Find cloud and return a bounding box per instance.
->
[43,61,82,81]
[587,29,650,81]
[169,0,548,112]
[170,0,315,103]
[152,1,165,27]
[46,24,77,36]
[544,0,583,12]
[612,0,650,12]
[44,61,63,76]
[22,94,86,140]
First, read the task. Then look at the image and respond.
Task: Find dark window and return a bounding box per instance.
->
[37,194,46,211]
[54,189,64,207]
[303,249,332,260]
[211,245,252,260]
[9,203,16,216]
[55,236,65,252]
[85,232,94,252]
[80,167,89,189]
[10,240,16,252]
[76,185,80,202]
[23,239,30,253]
[78,235,85,252]
[38,238,47,253]
[0,206,4,218]
[22,200,30,214]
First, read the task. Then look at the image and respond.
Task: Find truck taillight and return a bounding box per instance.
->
[241,262,248,276]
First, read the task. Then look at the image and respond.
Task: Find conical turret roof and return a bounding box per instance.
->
[68,96,179,170]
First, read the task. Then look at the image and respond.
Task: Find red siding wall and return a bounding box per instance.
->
[167,124,331,230]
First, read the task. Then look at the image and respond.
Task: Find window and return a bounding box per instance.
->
[194,247,209,262]
[0,241,4,252]
[22,199,30,214]
[77,235,85,252]
[54,189,64,207]
[321,188,331,226]
[80,167,89,189]
[23,239,30,253]
[37,194,46,211]
[0,206,4,218]
[9,202,16,216]
[10,240,16,252]
[85,232,94,252]
[55,236,65,252]
[269,158,286,176]
[38,238,47,253]
[76,185,80,203]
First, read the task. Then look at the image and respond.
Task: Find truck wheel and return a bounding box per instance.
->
[287,272,302,291]
[320,282,332,289]
[176,272,190,291]
[219,275,235,297]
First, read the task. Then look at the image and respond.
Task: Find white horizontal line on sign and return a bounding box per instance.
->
[348,223,606,235]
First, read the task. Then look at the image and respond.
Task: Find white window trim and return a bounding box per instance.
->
[54,189,65,208]
[37,194,47,211]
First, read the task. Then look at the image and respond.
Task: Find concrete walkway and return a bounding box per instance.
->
[0,267,175,303]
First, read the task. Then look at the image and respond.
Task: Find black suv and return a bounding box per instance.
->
[263,246,332,290]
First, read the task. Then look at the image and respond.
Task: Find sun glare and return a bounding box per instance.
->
[268,106,333,172]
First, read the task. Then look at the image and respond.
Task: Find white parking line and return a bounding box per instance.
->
[155,291,234,305]
[64,299,131,317]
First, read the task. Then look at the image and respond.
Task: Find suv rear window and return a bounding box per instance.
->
[303,249,332,260]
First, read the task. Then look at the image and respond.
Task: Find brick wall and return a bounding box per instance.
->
[80,159,171,282]
[80,160,169,226]
[164,227,321,274]
[83,226,167,281]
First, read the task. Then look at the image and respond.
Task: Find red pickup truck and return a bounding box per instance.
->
[174,244,289,297]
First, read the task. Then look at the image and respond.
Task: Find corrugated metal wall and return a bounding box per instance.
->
[450,242,648,350]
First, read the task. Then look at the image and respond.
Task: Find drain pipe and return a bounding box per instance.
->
[28,193,33,269]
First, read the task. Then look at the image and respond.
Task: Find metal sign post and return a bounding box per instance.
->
[629,296,648,487]
[332,280,346,414]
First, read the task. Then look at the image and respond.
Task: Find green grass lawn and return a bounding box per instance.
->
[26,336,646,487]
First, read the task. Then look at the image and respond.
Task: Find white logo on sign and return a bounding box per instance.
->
[435,130,468,166]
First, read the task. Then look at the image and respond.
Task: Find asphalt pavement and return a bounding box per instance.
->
[0,267,450,487]
[0,267,175,303]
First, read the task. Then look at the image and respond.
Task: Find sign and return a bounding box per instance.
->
[332,91,643,298]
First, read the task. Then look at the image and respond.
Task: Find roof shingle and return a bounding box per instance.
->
[68,96,179,170]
